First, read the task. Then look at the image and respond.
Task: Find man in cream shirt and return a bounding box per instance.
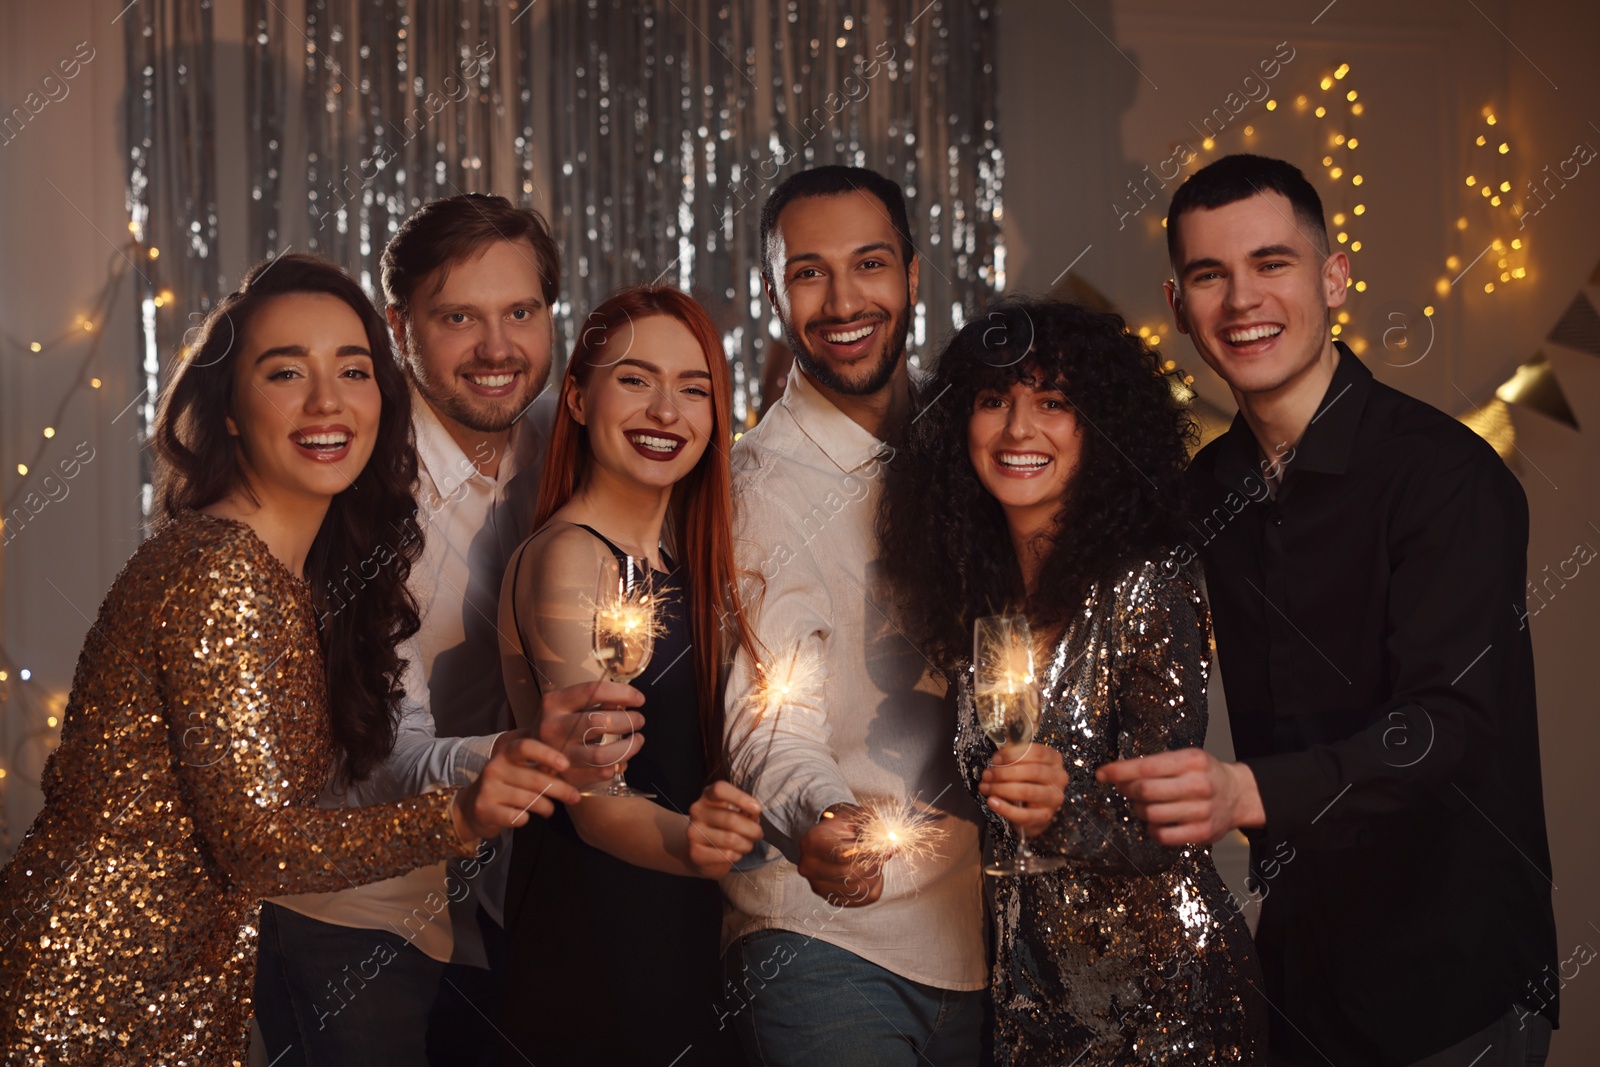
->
[722,166,986,1066]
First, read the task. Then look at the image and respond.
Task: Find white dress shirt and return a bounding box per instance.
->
[269,390,552,966]
[722,364,986,991]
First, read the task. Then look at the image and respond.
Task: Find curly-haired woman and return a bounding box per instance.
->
[878,298,1266,1065]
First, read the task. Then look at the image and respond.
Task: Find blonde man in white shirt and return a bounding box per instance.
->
[252,195,644,1067]
[721,167,987,1066]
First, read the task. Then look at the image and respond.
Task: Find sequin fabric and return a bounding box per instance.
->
[0,510,474,1065]
[955,561,1268,1065]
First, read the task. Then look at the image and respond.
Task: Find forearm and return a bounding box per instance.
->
[568,796,702,878]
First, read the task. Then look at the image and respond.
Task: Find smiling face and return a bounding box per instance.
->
[567,314,716,494]
[765,189,918,399]
[395,237,553,436]
[1165,191,1348,401]
[967,377,1083,537]
[226,292,383,506]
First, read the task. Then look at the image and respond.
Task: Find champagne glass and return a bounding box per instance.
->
[583,553,657,799]
[973,614,1064,877]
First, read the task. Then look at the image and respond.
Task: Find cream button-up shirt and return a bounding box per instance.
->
[722,363,985,991]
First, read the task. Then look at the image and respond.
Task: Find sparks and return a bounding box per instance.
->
[747,642,825,722]
[849,796,949,869]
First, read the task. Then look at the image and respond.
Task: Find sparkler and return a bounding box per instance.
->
[844,796,949,869]
[747,642,825,723]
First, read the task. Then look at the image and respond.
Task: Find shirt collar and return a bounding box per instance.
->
[411,387,524,500]
[1212,341,1372,491]
[781,361,893,473]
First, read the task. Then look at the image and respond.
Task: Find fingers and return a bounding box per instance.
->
[1095,748,1208,784]
[691,803,764,844]
[982,760,1068,789]
[502,736,573,773]
[701,780,763,819]
[540,708,646,749]
[1112,771,1215,804]
[989,741,1062,768]
[1131,800,1213,826]
[982,780,1066,810]
[986,795,1055,835]
[480,761,582,811]
[541,679,644,716]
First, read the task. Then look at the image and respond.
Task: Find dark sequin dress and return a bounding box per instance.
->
[0,510,474,1065]
[955,561,1267,1066]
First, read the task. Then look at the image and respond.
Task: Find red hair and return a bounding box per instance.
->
[534,286,758,778]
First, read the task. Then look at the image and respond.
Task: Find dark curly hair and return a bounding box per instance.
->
[153,253,422,786]
[877,298,1196,673]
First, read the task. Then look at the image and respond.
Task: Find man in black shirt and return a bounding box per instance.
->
[1099,154,1558,1066]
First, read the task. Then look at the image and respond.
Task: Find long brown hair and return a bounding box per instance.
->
[153,253,422,786]
[535,286,757,777]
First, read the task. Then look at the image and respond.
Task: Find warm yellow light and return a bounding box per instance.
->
[1446,255,1462,270]
[1499,181,1511,193]
[1202,137,1215,150]
[1424,306,1435,316]
[1351,241,1362,251]
[1335,63,1350,79]
[1498,143,1509,155]
[1498,257,1509,268]
[1161,217,1167,228]
[1331,323,1343,335]
[1334,134,1346,146]
[0,670,7,681]
[1486,113,1497,125]
[1456,216,1468,230]
[1244,125,1255,136]
[1352,103,1364,115]
[1337,311,1351,324]
[81,321,93,331]
[1481,186,1492,197]
[1347,137,1358,148]
[29,341,42,352]
[43,427,55,439]
[1321,76,1334,90]
[1485,282,1496,293]
[1323,155,1335,166]
[90,378,102,389]
[1490,196,1502,206]
[127,221,138,233]
[1330,167,1344,179]
[1315,106,1327,118]
[1138,326,1151,337]
[1346,90,1358,102]
[148,247,159,259]
[1266,99,1278,111]
[1150,335,1161,345]
[1511,238,1522,249]
[1354,280,1368,292]
[1333,212,1347,225]
[153,295,166,308]
[1513,267,1526,278]
[1465,176,1477,186]
[1354,204,1366,215]
[1350,337,1368,354]
[1436,277,1452,296]
[1337,232,1349,243]
[1296,94,1308,107]
[16,464,27,476]
[1492,239,1505,251]
[1351,174,1363,185]
[47,716,58,728]
[1476,135,1487,146]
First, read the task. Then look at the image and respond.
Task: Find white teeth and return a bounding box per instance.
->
[467,373,515,388]
[823,325,874,344]
[295,432,349,448]
[1224,324,1284,344]
[998,454,1049,470]
[628,433,680,452]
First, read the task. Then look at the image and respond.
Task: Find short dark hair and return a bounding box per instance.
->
[1166,154,1329,266]
[380,193,561,316]
[759,165,915,283]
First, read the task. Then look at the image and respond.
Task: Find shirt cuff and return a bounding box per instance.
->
[451,732,502,786]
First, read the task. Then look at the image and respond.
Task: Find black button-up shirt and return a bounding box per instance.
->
[1187,345,1558,1064]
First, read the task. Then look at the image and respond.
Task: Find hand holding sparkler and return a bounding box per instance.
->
[798,804,886,908]
[685,781,764,879]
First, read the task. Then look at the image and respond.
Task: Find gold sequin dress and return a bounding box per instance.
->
[955,562,1267,1065]
[0,510,474,1065]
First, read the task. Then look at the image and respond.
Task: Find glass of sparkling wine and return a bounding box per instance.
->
[974,614,1065,877]
[583,553,657,799]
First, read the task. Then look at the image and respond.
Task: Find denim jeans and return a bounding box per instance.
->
[252,902,502,1067]
[722,929,985,1067]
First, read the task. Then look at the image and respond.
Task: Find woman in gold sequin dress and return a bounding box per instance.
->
[0,255,577,1065]
[880,299,1267,1065]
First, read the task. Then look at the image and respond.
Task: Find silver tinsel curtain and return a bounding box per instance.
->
[125,0,1003,443]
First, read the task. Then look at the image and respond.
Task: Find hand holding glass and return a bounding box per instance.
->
[974,614,1064,877]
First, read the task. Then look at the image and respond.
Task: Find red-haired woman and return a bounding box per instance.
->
[497,286,762,1066]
